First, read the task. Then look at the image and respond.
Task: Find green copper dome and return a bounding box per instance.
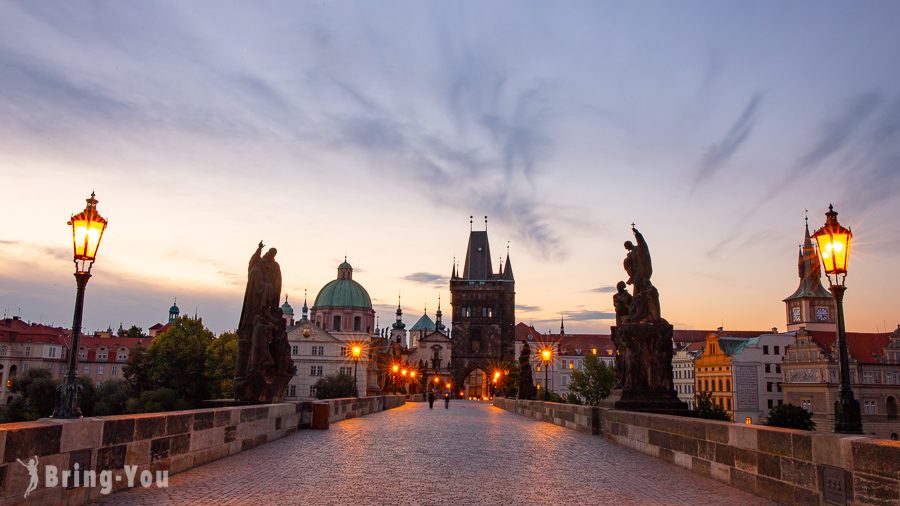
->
[313,260,372,309]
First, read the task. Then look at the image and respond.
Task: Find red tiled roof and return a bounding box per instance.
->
[0,318,68,345]
[558,334,616,357]
[672,329,768,344]
[807,331,890,364]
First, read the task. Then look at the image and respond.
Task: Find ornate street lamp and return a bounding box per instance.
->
[53,192,108,418]
[540,347,552,401]
[812,204,862,434]
[351,345,362,397]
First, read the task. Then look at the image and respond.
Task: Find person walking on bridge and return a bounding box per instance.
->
[443,390,450,409]
[427,390,435,409]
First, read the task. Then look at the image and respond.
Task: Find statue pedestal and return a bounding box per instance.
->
[607,321,691,416]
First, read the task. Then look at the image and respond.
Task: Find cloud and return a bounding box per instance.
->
[795,92,881,169]
[589,286,617,294]
[565,310,615,322]
[694,92,763,188]
[402,272,448,285]
[516,304,542,312]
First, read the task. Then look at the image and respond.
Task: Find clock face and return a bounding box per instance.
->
[815,307,829,322]
[791,307,801,323]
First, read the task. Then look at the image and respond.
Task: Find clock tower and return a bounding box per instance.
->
[783,218,836,331]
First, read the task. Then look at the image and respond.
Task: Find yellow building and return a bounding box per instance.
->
[693,332,751,421]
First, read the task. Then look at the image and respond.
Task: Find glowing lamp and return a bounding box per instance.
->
[392,364,399,373]
[434,377,440,384]
[69,192,108,273]
[541,348,552,362]
[744,417,752,425]
[401,369,407,376]
[812,204,852,278]
[352,346,361,358]
[410,371,416,378]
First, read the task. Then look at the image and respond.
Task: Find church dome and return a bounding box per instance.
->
[313,260,373,309]
[281,297,294,316]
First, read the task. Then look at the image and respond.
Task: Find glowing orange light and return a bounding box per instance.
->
[410,371,416,378]
[401,369,407,376]
[744,417,752,425]
[69,192,108,269]
[351,346,361,358]
[434,377,440,383]
[392,364,399,373]
[813,205,852,276]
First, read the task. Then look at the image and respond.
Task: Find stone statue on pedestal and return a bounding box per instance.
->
[606,227,688,414]
[234,242,296,403]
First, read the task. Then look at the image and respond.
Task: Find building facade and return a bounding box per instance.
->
[693,332,752,420]
[731,332,793,424]
[673,342,703,409]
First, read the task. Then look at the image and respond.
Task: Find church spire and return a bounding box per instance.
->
[393,292,406,330]
[560,313,566,335]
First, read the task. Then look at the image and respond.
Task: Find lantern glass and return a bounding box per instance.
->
[69,193,108,266]
[813,205,852,276]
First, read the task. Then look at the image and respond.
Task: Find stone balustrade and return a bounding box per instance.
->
[0,395,404,505]
[494,398,899,505]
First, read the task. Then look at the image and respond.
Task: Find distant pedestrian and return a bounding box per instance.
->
[428,390,435,409]
[444,391,450,409]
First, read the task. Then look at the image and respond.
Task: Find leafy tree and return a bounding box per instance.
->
[695,391,730,421]
[567,353,616,406]
[143,317,215,406]
[123,345,151,396]
[126,387,192,414]
[766,403,816,431]
[77,377,97,417]
[205,332,237,400]
[314,373,356,399]
[8,368,58,420]
[93,379,132,416]
[124,325,145,338]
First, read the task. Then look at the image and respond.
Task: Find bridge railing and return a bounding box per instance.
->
[493,397,898,506]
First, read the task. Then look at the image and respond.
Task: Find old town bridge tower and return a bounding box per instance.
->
[450,218,515,397]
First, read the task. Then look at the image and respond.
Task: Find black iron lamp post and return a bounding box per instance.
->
[540,347,552,401]
[812,204,862,434]
[351,345,361,397]
[53,192,108,418]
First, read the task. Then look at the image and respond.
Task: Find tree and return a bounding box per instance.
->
[123,345,151,396]
[126,387,192,414]
[124,325,145,338]
[205,332,237,400]
[7,368,58,421]
[567,353,616,406]
[143,317,216,406]
[77,377,97,417]
[93,379,132,416]
[766,403,816,431]
[314,373,356,399]
[517,342,535,400]
[694,391,730,421]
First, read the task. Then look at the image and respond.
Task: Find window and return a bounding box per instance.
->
[0,346,5,356]
[309,385,317,397]
[561,360,567,369]
[726,398,731,410]
[48,347,57,358]
[801,399,812,412]
[97,365,104,375]
[332,315,341,331]
[767,399,774,409]
[487,307,493,318]
[22,363,28,371]
[111,365,117,375]
[763,345,769,355]
[291,345,298,356]
[864,400,876,415]
[776,383,782,393]
[97,348,108,361]
[117,349,128,361]
[569,361,574,369]
[765,364,771,373]
[83,365,90,375]
[24,346,31,357]
[718,379,723,391]
[774,345,780,355]
[339,366,352,375]
[561,376,569,386]
[312,346,324,356]
[766,382,773,392]
[79,348,87,360]
[777,399,783,406]
[353,316,361,332]
[863,371,875,384]
[310,365,323,376]
[288,385,297,397]
[775,364,781,374]
[725,379,731,391]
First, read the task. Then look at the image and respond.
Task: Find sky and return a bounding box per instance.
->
[1,1,899,336]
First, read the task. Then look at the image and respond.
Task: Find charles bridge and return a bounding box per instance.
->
[0,395,897,505]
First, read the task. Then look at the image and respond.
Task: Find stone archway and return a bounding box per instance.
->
[462,368,489,399]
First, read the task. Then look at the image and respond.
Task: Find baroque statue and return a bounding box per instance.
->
[234,241,296,403]
[607,226,687,414]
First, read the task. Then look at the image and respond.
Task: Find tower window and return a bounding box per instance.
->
[353,316,361,332]
[333,315,341,331]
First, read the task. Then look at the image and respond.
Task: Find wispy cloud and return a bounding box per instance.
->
[402,272,447,285]
[516,304,542,312]
[589,286,617,294]
[694,92,763,188]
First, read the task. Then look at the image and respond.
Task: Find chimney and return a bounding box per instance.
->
[716,326,723,332]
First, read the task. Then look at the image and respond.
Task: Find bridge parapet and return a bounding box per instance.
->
[0,395,405,506]
[494,397,899,505]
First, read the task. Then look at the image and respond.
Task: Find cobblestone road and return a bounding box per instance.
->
[97,401,771,505]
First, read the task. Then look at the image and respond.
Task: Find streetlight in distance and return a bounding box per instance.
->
[351,345,362,397]
[540,347,552,401]
[53,192,108,419]
[812,204,862,434]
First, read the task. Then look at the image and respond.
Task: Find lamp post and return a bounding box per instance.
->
[351,345,361,397]
[812,204,862,434]
[391,363,400,393]
[541,347,552,401]
[53,193,108,419]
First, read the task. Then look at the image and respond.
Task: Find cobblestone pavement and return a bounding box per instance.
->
[97,401,772,505]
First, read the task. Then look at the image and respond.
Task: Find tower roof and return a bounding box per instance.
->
[281,295,294,316]
[410,313,436,332]
[314,260,372,309]
[462,230,493,280]
[784,219,832,301]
